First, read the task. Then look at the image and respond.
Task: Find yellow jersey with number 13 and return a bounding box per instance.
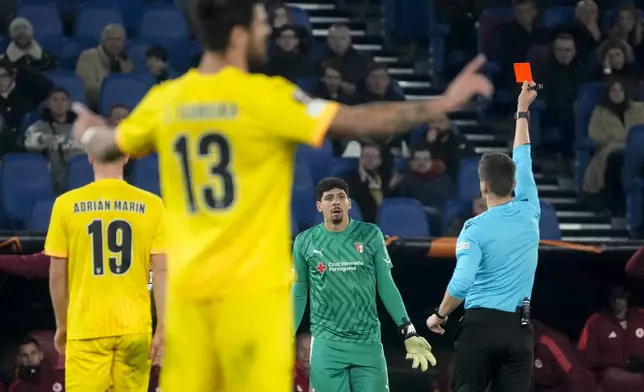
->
[44,179,166,340]
[115,67,338,300]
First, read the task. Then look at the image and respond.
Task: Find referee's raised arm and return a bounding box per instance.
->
[513,81,540,213]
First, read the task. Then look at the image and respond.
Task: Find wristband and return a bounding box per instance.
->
[514,111,530,121]
[80,127,99,147]
[434,307,447,320]
[398,321,418,340]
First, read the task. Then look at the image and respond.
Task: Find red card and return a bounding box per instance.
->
[513,63,533,83]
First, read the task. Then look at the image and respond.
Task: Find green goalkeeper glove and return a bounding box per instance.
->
[399,322,437,371]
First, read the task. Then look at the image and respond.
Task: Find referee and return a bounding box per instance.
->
[425,81,540,392]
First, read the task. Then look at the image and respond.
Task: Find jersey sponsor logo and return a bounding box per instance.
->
[316,262,327,274]
[637,328,644,338]
[326,261,364,272]
[609,331,617,338]
[456,242,470,251]
[534,359,542,369]
[355,242,363,253]
[312,249,324,256]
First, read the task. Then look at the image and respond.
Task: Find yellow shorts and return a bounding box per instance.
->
[66,333,151,392]
[161,287,293,392]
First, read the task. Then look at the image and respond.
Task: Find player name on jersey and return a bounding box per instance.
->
[177,103,238,121]
[73,200,147,214]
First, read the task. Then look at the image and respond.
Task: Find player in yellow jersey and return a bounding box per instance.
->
[45,152,167,392]
[67,1,493,390]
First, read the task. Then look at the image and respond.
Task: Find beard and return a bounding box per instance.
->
[330,215,344,225]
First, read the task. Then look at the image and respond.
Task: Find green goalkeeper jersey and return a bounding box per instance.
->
[292,220,409,343]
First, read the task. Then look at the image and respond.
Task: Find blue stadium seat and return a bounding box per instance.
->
[291,214,300,237]
[16,3,63,40]
[575,82,604,141]
[542,6,574,28]
[539,201,561,240]
[377,198,430,237]
[295,77,317,94]
[627,179,644,234]
[0,36,7,53]
[330,158,358,178]
[131,154,160,196]
[85,0,145,33]
[296,140,333,185]
[441,198,470,235]
[60,37,96,71]
[1,153,54,229]
[139,5,188,41]
[100,74,150,115]
[477,7,513,59]
[27,199,55,232]
[623,124,644,192]
[457,157,480,202]
[76,6,124,41]
[292,161,316,227]
[38,35,62,57]
[21,111,40,132]
[288,6,312,32]
[44,71,88,104]
[66,154,94,190]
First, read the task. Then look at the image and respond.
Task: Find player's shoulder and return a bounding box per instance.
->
[245,73,293,89]
[351,220,382,235]
[295,224,320,243]
[123,183,164,206]
[55,185,89,204]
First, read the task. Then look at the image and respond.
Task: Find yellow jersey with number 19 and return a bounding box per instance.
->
[44,179,166,340]
[115,67,338,300]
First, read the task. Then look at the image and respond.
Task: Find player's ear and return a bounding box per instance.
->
[316,200,323,213]
[479,180,487,195]
[347,198,352,210]
[87,154,94,165]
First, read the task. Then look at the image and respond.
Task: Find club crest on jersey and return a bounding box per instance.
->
[355,242,364,253]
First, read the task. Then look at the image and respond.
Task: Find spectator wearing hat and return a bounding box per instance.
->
[145,45,178,84]
[24,88,83,192]
[3,17,57,72]
[266,25,316,82]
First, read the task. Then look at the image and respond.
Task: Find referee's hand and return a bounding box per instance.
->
[426,314,447,335]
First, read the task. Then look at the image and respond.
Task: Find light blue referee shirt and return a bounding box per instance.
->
[447,144,540,312]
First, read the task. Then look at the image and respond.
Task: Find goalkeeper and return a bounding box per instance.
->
[292,177,436,392]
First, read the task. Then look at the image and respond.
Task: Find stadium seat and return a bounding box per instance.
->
[542,6,574,28]
[295,77,317,94]
[457,157,481,203]
[0,36,7,53]
[441,198,470,235]
[27,199,55,232]
[100,74,150,115]
[288,6,312,32]
[66,154,94,190]
[573,82,604,192]
[539,201,561,240]
[291,214,300,237]
[330,158,358,177]
[296,139,333,184]
[139,5,188,41]
[623,124,644,192]
[1,153,54,229]
[477,7,513,59]
[85,0,145,33]
[75,5,124,41]
[127,38,158,70]
[21,111,40,132]
[38,35,62,57]
[292,161,316,227]
[378,198,430,237]
[131,154,160,196]
[16,3,63,41]
[44,71,88,104]
[60,37,96,71]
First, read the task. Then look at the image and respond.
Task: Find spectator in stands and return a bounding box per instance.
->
[610,4,644,65]
[583,77,644,215]
[270,3,292,29]
[355,63,404,104]
[294,332,310,392]
[145,45,177,84]
[588,38,643,89]
[578,286,644,392]
[313,59,355,105]
[3,18,56,72]
[422,113,476,180]
[24,88,83,193]
[8,337,64,392]
[571,0,603,63]
[343,144,395,223]
[107,104,130,126]
[0,58,53,158]
[535,32,586,157]
[392,146,454,232]
[496,0,547,87]
[76,24,133,109]
[323,24,371,93]
[532,319,599,392]
[446,196,487,236]
[266,25,316,82]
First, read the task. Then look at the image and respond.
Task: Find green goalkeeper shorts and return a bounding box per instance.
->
[309,337,389,392]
